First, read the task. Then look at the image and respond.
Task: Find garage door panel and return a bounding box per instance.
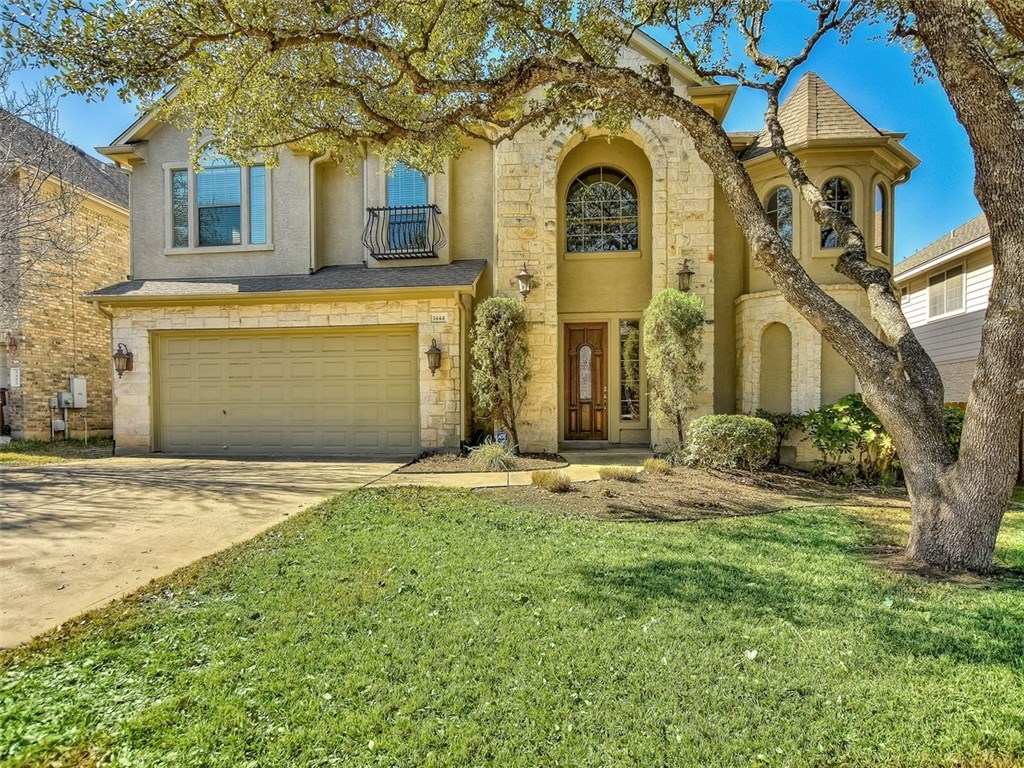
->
[157,328,419,455]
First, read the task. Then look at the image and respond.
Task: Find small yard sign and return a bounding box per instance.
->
[495,429,509,446]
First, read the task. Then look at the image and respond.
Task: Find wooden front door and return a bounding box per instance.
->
[565,323,608,440]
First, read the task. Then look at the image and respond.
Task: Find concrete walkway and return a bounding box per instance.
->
[373,448,652,489]
[0,456,400,647]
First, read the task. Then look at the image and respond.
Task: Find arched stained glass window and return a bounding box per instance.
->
[820,177,853,248]
[765,186,793,245]
[565,167,639,253]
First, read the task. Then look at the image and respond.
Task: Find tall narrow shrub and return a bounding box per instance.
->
[471,297,529,452]
[642,289,706,443]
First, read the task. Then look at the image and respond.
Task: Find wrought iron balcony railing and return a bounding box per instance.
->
[361,204,447,260]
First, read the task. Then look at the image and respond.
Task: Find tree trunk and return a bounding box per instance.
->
[904,467,1007,573]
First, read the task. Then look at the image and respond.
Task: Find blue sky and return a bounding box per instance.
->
[11,8,978,262]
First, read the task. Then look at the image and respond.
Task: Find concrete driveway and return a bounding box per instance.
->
[0,456,401,648]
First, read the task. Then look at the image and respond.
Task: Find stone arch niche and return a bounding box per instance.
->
[759,322,793,413]
[555,134,654,315]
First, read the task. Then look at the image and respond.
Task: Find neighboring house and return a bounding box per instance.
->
[893,215,990,404]
[90,36,917,456]
[0,112,129,440]
[894,216,1024,480]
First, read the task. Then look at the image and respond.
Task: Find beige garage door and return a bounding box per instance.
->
[155,328,419,455]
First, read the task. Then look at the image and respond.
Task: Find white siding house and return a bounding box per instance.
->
[894,215,991,404]
[894,215,1023,481]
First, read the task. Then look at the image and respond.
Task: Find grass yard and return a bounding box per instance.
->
[0,438,112,466]
[1,487,1022,767]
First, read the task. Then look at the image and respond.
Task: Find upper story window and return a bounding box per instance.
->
[765,186,793,245]
[362,161,445,260]
[168,146,268,250]
[928,264,965,319]
[565,167,639,253]
[386,162,428,207]
[874,184,888,254]
[820,177,853,249]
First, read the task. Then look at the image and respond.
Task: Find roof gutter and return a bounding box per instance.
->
[893,235,991,283]
[85,281,483,310]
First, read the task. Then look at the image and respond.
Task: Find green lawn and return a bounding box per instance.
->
[2,488,1022,767]
[0,438,112,466]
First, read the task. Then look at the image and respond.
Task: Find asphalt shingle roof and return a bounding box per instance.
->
[86,259,488,299]
[894,214,990,276]
[1,109,128,209]
[740,72,886,161]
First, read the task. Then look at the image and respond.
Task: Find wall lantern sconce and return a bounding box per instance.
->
[676,259,695,292]
[515,264,534,300]
[112,343,134,378]
[425,338,442,377]
[4,332,17,355]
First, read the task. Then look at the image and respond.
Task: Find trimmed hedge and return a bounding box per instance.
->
[685,414,776,471]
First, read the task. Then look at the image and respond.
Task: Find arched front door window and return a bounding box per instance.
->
[820,177,853,248]
[565,167,639,253]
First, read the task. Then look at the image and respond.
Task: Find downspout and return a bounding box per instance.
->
[309,152,330,273]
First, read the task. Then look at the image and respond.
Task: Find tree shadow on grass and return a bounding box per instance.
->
[570,514,1024,669]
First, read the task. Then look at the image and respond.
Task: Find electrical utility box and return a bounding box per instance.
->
[56,392,75,408]
[70,377,87,408]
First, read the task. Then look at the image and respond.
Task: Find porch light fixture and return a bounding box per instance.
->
[4,332,16,355]
[425,338,442,377]
[515,264,533,300]
[676,259,695,292]
[112,343,134,378]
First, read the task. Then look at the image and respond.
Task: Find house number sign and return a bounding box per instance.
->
[431,312,451,324]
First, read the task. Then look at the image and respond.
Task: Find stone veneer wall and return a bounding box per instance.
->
[4,200,129,439]
[109,297,463,452]
[736,285,870,463]
[735,284,869,414]
[491,113,717,452]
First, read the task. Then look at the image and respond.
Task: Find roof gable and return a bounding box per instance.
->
[741,72,886,160]
[1,109,128,209]
[894,214,990,277]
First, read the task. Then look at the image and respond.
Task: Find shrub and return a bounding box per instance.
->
[754,408,804,465]
[802,394,895,483]
[642,457,672,475]
[469,439,517,471]
[598,465,641,482]
[657,443,690,467]
[944,404,966,457]
[685,414,775,472]
[531,470,572,493]
[642,289,706,442]
[471,297,529,453]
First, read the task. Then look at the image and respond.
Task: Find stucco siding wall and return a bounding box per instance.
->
[110,298,463,453]
[450,141,494,262]
[128,123,311,279]
[317,160,367,268]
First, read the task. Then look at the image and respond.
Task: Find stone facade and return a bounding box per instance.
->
[110,297,464,452]
[3,198,128,439]
[492,116,717,451]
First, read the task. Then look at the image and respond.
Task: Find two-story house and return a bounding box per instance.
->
[89,35,918,456]
[1,111,129,440]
